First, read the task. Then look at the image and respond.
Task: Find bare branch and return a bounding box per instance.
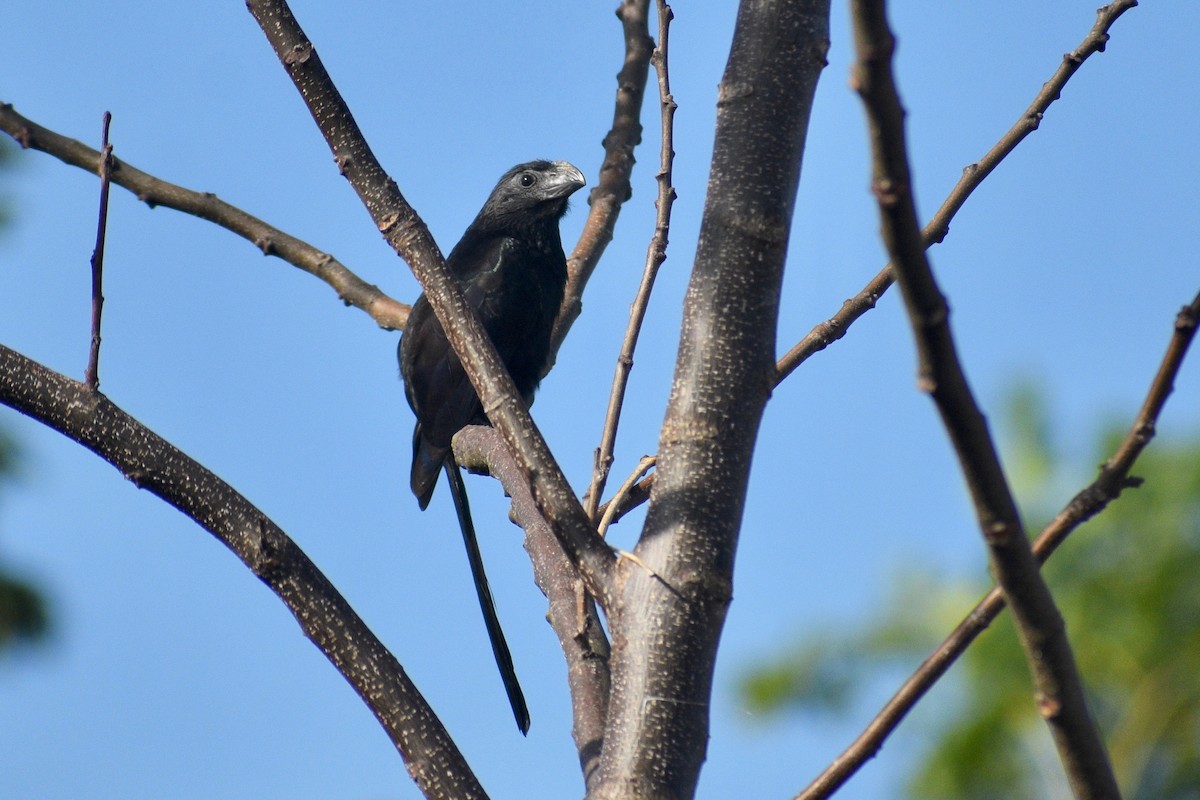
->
[850,1,1120,796]
[85,112,114,391]
[588,1,1142,541]
[584,0,677,522]
[798,288,1200,800]
[776,0,1139,383]
[592,0,1141,529]
[453,426,612,794]
[550,0,654,362]
[597,455,656,540]
[0,102,409,332]
[243,0,616,603]
[0,344,486,800]
[595,471,654,528]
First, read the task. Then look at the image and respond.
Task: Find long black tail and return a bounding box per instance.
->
[443,453,530,735]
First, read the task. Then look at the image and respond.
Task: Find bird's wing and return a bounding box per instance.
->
[399,293,481,506]
[460,237,563,399]
[400,299,484,441]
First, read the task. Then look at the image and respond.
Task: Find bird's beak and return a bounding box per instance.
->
[543,161,587,199]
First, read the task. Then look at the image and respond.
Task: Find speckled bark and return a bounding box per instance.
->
[453,425,612,793]
[590,2,830,799]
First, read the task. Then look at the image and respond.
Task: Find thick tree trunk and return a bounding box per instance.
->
[590,2,830,798]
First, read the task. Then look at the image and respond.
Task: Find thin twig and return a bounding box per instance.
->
[0,102,409,331]
[550,0,654,363]
[798,288,1200,800]
[849,1,1120,797]
[85,112,113,391]
[775,0,1139,383]
[594,471,655,529]
[583,0,677,522]
[597,455,656,539]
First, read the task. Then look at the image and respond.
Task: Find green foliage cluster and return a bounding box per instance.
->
[0,428,49,652]
[0,148,49,653]
[0,137,14,230]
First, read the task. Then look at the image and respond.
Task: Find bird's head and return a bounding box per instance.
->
[477,160,587,229]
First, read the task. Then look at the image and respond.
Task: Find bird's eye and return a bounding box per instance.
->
[519,173,537,188]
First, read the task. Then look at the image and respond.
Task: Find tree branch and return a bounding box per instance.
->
[244,0,616,604]
[597,455,656,540]
[594,471,654,529]
[599,0,1141,528]
[0,344,485,800]
[0,102,409,332]
[798,287,1199,799]
[550,0,654,362]
[590,3,831,797]
[850,1,1120,797]
[584,0,677,522]
[85,111,113,391]
[593,1,1141,571]
[775,0,1139,383]
[453,426,612,794]
[8,1,657,783]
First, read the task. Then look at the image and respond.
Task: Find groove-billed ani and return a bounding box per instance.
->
[398,160,586,735]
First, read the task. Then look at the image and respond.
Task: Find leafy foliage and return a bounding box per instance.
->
[0,151,48,653]
[0,428,49,651]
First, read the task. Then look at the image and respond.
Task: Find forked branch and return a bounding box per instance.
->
[776,0,1139,382]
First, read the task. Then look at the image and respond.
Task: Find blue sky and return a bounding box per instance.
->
[2,2,1198,799]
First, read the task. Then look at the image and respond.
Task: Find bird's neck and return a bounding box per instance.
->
[469,216,565,254]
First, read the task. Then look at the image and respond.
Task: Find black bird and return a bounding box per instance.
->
[398,160,586,735]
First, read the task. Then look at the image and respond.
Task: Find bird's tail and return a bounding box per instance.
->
[411,426,444,510]
[443,452,531,735]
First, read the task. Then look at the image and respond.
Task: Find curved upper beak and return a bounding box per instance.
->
[543,161,587,199]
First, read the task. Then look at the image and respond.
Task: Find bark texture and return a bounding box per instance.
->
[590,2,831,798]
